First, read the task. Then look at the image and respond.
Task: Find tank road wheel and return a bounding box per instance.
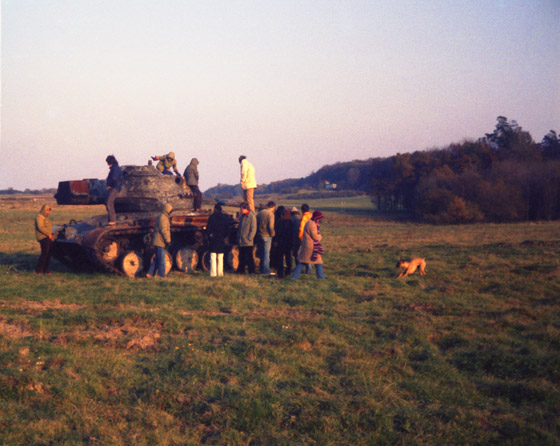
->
[227,246,239,270]
[253,245,261,269]
[201,250,211,271]
[100,239,119,264]
[149,251,173,276]
[119,251,143,277]
[164,251,173,274]
[175,247,199,273]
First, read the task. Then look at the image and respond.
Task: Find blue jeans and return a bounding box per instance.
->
[291,262,325,280]
[258,236,272,274]
[148,247,167,277]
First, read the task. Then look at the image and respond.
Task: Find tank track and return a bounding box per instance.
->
[85,225,207,276]
[85,227,150,275]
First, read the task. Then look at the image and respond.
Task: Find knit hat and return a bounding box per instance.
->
[312,210,323,221]
[291,207,299,213]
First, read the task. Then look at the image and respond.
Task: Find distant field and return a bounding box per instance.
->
[1,195,559,445]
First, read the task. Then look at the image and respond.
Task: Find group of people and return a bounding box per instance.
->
[34,153,325,280]
[235,201,325,280]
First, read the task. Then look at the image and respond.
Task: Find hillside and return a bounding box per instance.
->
[205,117,560,223]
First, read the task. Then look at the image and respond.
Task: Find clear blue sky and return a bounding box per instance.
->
[1,0,559,191]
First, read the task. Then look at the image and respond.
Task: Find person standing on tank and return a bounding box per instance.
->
[146,203,173,278]
[105,155,123,226]
[151,152,180,175]
[184,158,202,211]
[239,155,257,212]
[35,204,54,274]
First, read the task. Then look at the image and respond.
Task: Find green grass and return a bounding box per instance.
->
[0,196,559,445]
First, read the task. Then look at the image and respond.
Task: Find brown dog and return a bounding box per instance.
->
[396,258,427,278]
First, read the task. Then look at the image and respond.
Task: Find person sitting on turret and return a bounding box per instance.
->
[151,152,180,175]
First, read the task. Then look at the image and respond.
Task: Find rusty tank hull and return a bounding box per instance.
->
[52,164,238,276]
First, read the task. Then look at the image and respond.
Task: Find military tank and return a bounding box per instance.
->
[52,164,239,277]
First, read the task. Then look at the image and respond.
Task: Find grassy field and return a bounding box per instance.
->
[1,195,559,445]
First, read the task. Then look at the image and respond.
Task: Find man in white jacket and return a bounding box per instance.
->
[239,155,257,212]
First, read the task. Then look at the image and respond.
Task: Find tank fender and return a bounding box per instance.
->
[82,227,110,250]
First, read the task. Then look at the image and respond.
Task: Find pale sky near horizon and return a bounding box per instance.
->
[1,0,559,191]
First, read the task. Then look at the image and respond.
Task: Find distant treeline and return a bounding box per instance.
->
[371,117,560,223]
[0,187,57,195]
[204,159,374,199]
[209,116,560,223]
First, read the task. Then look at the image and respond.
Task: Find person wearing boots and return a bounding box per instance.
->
[206,203,230,277]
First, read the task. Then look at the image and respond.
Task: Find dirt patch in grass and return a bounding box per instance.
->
[1,299,86,313]
[0,318,33,339]
[0,312,162,350]
[396,302,443,314]
[48,321,164,351]
[177,307,322,322]
[89,324,162,350]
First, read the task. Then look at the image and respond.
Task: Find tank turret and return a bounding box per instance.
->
[55,165,194,212]
[52,164,239,276]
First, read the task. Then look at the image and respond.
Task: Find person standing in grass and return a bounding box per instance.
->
[274,207,294,278]
[236,202,257,275]
[256,200,276,275]
[146,203,173,278]
[298,203,313,274]
[206,203,230,277]
[290,207,301,267]
[105,155,123,226]
[35,204,54,274]
[239,155,257,212]
[271,205,285,273]
[291,210,325,280]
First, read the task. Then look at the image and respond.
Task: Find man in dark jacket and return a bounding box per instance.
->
[206,203,230,277]
[290,207,301,267]
[184,158,202,211]
[274,208,294,278]
[105,155,123,225]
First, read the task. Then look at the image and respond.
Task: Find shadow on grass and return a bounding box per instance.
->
[0,252,79,274]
